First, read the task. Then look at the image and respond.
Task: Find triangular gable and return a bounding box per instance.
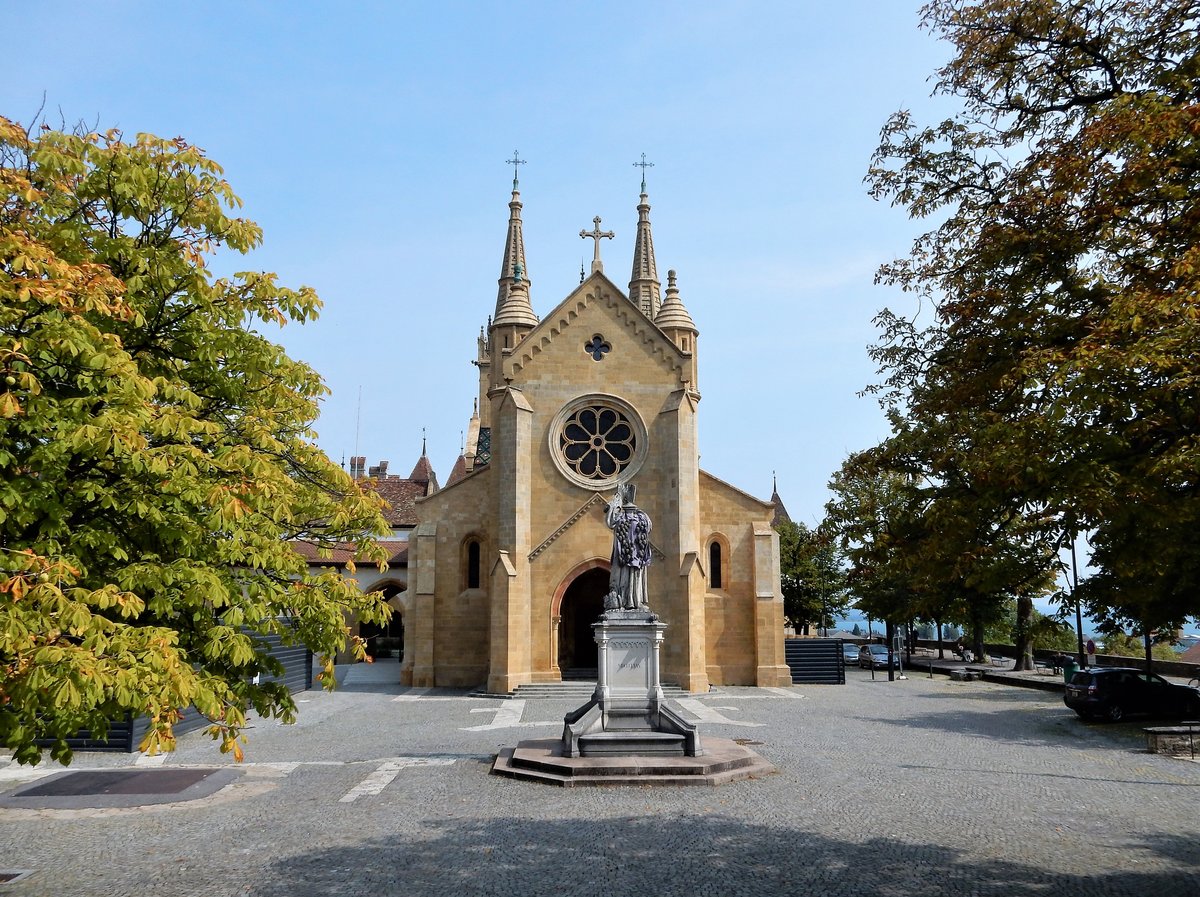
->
[699,469,775,515]
[509,271,687,379]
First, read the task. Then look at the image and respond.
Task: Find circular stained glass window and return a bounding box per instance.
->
[549,395,647,490]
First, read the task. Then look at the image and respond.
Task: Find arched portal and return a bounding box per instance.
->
[361,581,406,660]
[557,567,608,676]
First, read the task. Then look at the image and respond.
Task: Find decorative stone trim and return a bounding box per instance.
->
[530,494,606,560]
[510,286,687,380]
[528,492,665,561]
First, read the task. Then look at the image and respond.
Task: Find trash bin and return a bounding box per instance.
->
[1063,659,1079,684]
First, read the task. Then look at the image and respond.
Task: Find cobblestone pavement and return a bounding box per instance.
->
[2,661,1199,896]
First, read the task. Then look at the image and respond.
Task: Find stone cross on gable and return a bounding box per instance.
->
[580,216,615,274]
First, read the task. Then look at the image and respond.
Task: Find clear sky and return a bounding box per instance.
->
[4,1,958,527]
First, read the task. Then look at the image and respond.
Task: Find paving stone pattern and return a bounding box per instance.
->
[1,661,1199,896]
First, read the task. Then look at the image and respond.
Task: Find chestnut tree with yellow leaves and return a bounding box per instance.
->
[864,1,1200,637]
[0,117,391,765]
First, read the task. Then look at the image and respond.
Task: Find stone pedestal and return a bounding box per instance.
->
[562,613,701,758]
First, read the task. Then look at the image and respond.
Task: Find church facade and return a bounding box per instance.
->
[400,176,791,694]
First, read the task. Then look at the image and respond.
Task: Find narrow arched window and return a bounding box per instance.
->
[467,540,481,589]
[709,540,723,589]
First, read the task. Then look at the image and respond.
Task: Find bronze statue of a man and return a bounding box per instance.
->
[604,482,652,612]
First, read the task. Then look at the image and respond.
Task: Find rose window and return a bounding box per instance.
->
[559,405,636,481]
[550,395,647,490]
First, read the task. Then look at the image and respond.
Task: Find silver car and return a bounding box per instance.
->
[858,644,892,670]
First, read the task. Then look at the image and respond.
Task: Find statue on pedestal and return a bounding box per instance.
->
[603,482,652,613]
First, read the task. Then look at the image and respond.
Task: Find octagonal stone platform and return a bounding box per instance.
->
[491,736,776,787]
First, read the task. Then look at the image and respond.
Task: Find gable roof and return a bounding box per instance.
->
[508,271,689,382]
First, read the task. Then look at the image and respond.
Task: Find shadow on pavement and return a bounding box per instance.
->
[252,813,1200,897]
[332,658,405,694]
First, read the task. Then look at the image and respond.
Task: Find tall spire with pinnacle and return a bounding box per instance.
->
[495,151,530,317]
[629,154,661,318]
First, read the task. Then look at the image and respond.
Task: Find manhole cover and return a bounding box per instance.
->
[17,768,218,797]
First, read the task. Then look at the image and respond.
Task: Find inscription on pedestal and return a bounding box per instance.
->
[610,640,650,689]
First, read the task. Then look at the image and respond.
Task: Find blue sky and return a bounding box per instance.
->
[4,1,958,527]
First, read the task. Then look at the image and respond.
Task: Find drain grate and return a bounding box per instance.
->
[734,739,764,746]
[16,768,218,797]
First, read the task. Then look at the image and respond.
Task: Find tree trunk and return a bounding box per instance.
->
[936,620,944,659]
[1144,630,1154,674]
[1011,595,1035,671]
[969,605,985,664]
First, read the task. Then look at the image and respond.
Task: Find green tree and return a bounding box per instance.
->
[0,117,391,765]
[865,0,1200,634]
[827,445,1057,667]
[777,519,848,634]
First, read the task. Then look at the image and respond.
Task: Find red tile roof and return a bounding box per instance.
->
[409,453,439,490]
[291,539,408,568]
[370,477,426,526]
[445,453,469,487]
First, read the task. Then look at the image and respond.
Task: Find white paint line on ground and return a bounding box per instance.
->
[390,688,431,702]
[462,699,528,731]
[762,687,806,699]
[338,757,455,803]
[134,752,168,767]
[676,697,764,727]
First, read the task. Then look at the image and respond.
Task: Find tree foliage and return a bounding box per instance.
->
[0,117,391,764]
[864,0,1200,634]
[777,519,848,632]
[825,446,1057,666]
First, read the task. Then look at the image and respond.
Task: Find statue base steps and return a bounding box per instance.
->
[491,736,776,787]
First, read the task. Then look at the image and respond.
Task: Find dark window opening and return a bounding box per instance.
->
[709,541,723,589]
[467,540,481,589]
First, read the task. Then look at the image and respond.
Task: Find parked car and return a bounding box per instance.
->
[1064,667,1200,722]
[858,644,892,670]
[842,643,861,665]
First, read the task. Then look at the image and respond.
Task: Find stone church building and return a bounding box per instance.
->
[399,176,790,694]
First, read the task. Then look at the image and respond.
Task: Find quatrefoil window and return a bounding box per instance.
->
[584,335,611,361]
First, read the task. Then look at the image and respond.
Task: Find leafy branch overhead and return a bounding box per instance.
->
[0,117,391,765]
[846,0,1200,641]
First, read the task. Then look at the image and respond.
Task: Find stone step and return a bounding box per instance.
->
[491,736,778,787]
[472,682,689,700]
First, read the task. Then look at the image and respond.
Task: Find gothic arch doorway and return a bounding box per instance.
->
[557,567,608,676]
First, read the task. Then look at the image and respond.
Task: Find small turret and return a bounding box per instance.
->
[655,270,698,388]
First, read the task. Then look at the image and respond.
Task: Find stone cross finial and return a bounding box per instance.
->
[506,150,526,190]
[580,216,615,273]
[633,153,655,192]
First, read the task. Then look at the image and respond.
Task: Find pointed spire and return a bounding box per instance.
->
[655,269,696,332]
[770,475,792,528]
[409,436,440,494]
[629,173,661,317]
[495,154,530,317]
